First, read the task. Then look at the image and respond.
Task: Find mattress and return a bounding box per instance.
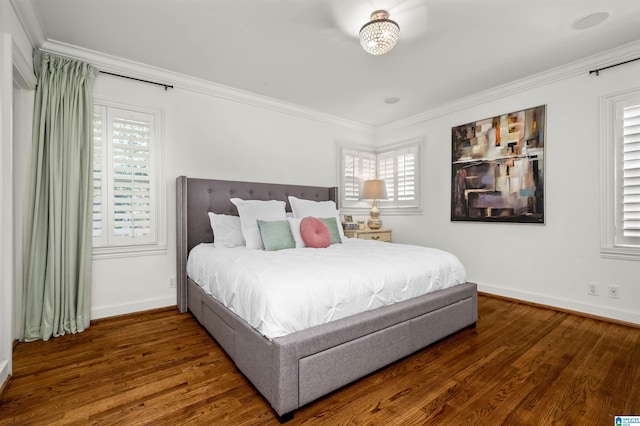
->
[186,238,467,339]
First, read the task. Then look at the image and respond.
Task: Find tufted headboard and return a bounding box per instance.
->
[175,176,338,312]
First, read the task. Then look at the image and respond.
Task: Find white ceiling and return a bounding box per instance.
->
[26,0,640,126]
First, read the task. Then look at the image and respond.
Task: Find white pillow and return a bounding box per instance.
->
[288,196,345,240]
[287,217,306,248]
[230,198,287,249]
[208,213,245,248]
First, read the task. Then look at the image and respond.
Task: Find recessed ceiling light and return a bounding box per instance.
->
[572,12,609,30]
[384,97,401,104]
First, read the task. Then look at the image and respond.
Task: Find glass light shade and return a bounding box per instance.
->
[359,10,400,56]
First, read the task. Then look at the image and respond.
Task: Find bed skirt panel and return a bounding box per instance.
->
[298,313,414,405]
[297,295,475,405]
[202,303,236,360]
[187,278,477,417]
[189,279,281,408]
[409,297,477,351]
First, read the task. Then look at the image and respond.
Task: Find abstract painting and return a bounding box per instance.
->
[451,105,545,223]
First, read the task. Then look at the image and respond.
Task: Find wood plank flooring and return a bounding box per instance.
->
[1,295,638,425]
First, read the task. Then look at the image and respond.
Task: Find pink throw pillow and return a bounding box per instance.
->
[299,217,331,248]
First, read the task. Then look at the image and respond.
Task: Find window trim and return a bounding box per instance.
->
[600,87,640,261]
[92,97,166,259]
[337,139,423,216]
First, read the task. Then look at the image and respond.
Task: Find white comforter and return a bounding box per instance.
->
[186,238,466,339]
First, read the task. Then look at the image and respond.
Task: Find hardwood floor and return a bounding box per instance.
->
[1,295,638,425]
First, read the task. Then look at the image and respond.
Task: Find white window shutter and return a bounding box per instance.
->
[601,89,640,259]
[376,144,419,208]
[108,109,155,244]
[343,152,359,201]
[622,104,640,240]
[396,147,417,202]
[342,148,376,204]
[339,141,421,211]
[93,103,160,252]
[377,151,395,200]
[93,108,105,243]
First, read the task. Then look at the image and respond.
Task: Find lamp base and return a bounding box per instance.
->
[368,202,382,229]
[367,218,382,229]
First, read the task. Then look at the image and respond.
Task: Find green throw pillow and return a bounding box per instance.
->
[257,220,296,251]
[319,217,342,245]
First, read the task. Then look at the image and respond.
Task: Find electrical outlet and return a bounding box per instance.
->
[588,282,599,296]
[168,277,176,288]
[608,285,620,299]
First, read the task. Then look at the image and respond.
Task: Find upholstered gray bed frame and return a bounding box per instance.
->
[176,176,478,422]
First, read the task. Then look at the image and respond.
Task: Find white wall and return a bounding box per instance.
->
[376,53,640,325]
[1,0,36,387]
[90,75,373,319]
[0,32,12,392]
[12,82,33,343]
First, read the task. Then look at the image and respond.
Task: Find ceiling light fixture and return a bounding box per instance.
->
[359,10,400,56]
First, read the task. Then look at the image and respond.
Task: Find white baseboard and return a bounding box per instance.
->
[90,285,639,326]
[0,359,10,393]
[90,296,176,320]
[477,283,640,326]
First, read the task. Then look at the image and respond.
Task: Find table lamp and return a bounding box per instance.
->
[361,179,388,229]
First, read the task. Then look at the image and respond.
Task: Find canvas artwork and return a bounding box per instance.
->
[451,105,545,223]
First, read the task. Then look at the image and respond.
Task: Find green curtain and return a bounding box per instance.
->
[22,53,96,342]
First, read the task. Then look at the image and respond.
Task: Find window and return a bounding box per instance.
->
[601,88,640,260]
[377,145,418,207]
[338,140,421,213]
[342,148,376,202]
[93,99,165,257]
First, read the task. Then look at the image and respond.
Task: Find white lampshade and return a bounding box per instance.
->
[361,179,388,200]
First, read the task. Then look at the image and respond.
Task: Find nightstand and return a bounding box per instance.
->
[343,228,392,242]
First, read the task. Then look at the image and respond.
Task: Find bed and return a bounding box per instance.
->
[176,176,478,422]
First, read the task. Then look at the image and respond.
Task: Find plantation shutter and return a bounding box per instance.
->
[600,90,640,259]
[396,146,417,202]
[340,142,421,210]
[93,108,105,242]
[109,108,155,244]
[622,103,640,242]
[343,149,376,202]
[377,151,395,200]
[93,105,157,248]
[343,151,358,201]
[377,144,419,207]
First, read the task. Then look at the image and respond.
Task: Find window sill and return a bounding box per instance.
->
[92,244,167,260]
[600,246,640,261]
[340,207,423,216]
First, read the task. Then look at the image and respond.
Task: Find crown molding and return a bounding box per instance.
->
[379,40,640,132]
[12,39,36,89]
[12,0,372,133]
[9,0,45,48]
[37,39,374,134]
[35,36,640,136]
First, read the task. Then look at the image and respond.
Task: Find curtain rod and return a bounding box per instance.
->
[589,57,640,76]
[99,70,174,90]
